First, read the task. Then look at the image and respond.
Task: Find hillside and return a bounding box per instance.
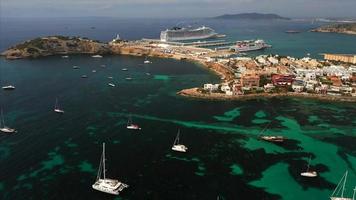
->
[1,36,110,59]
[214,13,290,20]
[311,23,356,35]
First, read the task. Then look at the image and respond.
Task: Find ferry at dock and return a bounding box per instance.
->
[231,39,271,52]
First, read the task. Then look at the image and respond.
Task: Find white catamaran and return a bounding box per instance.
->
[54,98,64,114]
[300,156,318,178]
[92,143,129,195]
[330,171,356,200]
[0,109,16,133]
[171,129,188,153]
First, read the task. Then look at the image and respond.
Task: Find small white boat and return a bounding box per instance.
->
[92,55,103,58]
[144,57,152,64]
[108,76,113,79]
[0,109,16,133]
[121,68,128,71]
[330,171,356,200]
[125,77,132,81]
[300,156,318,178]
[54,98,64,114]
[62,55,69,58]
[260,135,285,143]
[92,70,97,73]
[72,66,80,69]
[2,85,15,90]
[92,143,129,195]
[108,83,115,87]
[126,115,141,130]
[146,73,151,76]
[81,75,88,78]
[172,129,188,153]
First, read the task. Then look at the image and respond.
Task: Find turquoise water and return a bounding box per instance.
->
[0,54,355,199]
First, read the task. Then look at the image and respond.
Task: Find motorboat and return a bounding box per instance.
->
[126,115,141,130]
[2,85,15,90]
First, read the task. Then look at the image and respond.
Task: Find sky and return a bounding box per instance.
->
[1,0,356,19]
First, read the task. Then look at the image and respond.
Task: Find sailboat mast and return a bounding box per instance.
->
[341,171,348,198]
[306,156,311,171]
[177,129,180,145]
[1,109,5,127]
[103,142,106,179]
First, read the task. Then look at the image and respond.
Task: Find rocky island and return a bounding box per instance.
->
[1,36,110,59]
[2,36,356,103]
[311,23,356,35]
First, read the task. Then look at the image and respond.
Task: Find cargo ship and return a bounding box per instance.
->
[231,39,271,52]
[160,26,218,42]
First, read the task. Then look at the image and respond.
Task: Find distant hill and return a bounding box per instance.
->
[311,23,356,35]
[213,13,290,20]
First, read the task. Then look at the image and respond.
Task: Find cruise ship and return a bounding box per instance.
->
[231,39,271,52]
[160,26,218,42]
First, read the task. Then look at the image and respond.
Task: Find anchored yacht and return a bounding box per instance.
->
[172,129,188,153]
[0,109,16,133]
[330,171,356,200]
[300,156,318,178]
[2,85,15,90]
[54,98,64,114]
[92,143,129,195]
[126,115,141,130]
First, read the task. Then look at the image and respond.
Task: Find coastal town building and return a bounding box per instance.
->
[324,54,356,64]
[271,74,295,86]
[204,84,219,91]
[241,73,260,87]
[329,76,342,87]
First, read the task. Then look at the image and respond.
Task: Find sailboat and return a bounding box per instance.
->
[171,129,188,153]
[0,109,16,133]
[330,171,356,200]
[126,115,141,130]
[54,98,64,114]
[259,123,285,143]
[300,156,318,177]
[92,143,129,195]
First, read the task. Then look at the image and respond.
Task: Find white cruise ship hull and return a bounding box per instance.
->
[161,33,218,42]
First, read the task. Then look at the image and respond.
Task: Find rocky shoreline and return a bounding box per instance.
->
[2,36,355,103]
[311,23,356,35]
[177,88,356,103]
